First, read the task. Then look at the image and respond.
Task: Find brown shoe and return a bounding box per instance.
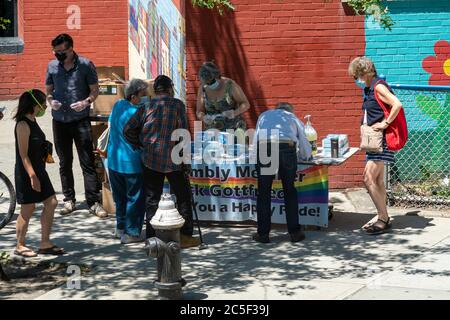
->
[252,233,270,243]
[290,231,306,243]
[180,234,201,249]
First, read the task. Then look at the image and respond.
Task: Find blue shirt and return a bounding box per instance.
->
[45,53,98,123]
[253,109,312,161]
[107,100,142,174]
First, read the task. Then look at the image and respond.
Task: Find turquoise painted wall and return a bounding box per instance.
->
[365,0,450,86]
[365,1,450,182]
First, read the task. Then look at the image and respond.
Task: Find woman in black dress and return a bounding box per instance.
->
[14,89,64,257]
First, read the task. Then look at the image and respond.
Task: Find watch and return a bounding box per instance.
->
[385,120,391,125]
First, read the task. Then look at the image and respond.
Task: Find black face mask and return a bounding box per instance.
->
[55,52,67,62]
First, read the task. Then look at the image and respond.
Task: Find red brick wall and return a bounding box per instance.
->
[185,0,367,189]
[0,0,129,99]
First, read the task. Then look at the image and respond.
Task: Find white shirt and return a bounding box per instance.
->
[253,109,312,161]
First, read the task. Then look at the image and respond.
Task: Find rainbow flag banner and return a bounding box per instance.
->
[189,163,329,227]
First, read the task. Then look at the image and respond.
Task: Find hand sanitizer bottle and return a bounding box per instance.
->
[304,115,318,156]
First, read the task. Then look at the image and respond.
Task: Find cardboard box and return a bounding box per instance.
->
[91,123,108,149]
[93,81,125,115]
[145,79,155,98]
[102,182,116,215]
[97,66,126,83]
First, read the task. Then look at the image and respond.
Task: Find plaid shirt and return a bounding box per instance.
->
[123,95,189,173]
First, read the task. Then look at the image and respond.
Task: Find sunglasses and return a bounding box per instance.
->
[27,90,45,111]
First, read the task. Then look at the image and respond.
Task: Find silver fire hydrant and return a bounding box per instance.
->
[144,193,186,300]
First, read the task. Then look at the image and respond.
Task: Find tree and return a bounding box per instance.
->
[0,17,11,31]
[190,0,394,30]
[347,0,394,30]
[190,0,234,14]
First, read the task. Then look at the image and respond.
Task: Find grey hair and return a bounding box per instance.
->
[348,56,378,79]
[124,78,148,100]
[199,62,221,84]
[276,102,294,112]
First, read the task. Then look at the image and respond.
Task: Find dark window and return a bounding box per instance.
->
[0,0,23,54]
[0,0,17,37]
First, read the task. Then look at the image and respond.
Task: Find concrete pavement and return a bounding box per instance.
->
[1,100,449,300]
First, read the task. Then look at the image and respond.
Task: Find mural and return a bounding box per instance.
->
[363,0,450,184]
[129,0,186,101]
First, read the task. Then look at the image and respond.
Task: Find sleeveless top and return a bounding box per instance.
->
[362,77,392,126]
[15,117,47,173]
[203,80,247,131]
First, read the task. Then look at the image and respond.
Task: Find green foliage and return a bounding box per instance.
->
[347,0,395,30]
[0,252,11,265]
[0,17,11,30]
[191,0,235,15]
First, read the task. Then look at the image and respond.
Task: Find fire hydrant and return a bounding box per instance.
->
[144,193,186,300]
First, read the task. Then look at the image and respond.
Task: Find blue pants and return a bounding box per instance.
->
[256,142,300,235]
[108,169,145,237]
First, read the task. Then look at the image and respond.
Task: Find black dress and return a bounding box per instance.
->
[14,117,55,204]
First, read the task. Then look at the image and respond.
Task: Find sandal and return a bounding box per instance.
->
[366,218,392,235]
[38,245,66,255]
[362,216,378,230]
[14,249,38,258]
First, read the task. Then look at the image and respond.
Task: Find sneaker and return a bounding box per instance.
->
[290,230,306,243]
[114,228,125,239]
[89,202,108,219]
[60,201,76,216]
[180,234,201,249]
[252,233,270,244]
[121,233,145,244]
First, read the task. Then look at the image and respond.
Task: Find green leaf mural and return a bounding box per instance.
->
[415,93,450,174]
[416,94,450,126]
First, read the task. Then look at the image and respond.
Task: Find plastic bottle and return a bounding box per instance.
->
[304,115,318,156]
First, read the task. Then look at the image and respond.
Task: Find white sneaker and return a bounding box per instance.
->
[89,202,108,219]
[114,228,124,239]
[60,201,76,216]
[121,233,145,244]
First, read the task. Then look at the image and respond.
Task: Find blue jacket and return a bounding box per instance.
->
[107,99,142,174]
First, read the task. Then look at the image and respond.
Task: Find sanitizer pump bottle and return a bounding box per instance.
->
[304,115,318,156]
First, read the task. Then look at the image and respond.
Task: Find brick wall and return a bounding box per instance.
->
[0,0,129,99]
[185,0,367,189]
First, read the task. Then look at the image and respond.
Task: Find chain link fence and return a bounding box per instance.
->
[386,84,450,209]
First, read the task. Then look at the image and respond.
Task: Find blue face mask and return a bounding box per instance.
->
[139,96,150,106]
[207,80,220,91]
[355,78,366,89]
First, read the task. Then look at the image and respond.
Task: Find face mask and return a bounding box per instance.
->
[55,52,67,62]
[208,80,220,91]
[36,108,46,117]
[139,96,150,106]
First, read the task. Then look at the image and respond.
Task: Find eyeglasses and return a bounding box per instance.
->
[27,90,45,111]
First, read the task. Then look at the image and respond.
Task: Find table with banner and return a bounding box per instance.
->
[188,147,359,228]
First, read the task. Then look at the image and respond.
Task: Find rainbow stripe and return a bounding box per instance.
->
[189,165,328,204]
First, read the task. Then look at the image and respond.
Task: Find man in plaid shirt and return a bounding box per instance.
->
[124,75,200,248]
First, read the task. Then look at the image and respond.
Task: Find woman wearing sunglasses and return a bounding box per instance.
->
[13,89,64,257]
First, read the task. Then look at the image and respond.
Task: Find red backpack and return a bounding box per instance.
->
[374,80,408,151]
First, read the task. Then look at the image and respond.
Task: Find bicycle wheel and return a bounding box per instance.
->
[0,171,16,229]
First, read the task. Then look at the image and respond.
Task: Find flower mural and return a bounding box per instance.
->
[422,40,450,86]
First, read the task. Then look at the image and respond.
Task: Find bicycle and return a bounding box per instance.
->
[0,170,16,230]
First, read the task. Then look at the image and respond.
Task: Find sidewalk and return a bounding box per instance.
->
[1,102,450,300]
[1,189,449,300]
